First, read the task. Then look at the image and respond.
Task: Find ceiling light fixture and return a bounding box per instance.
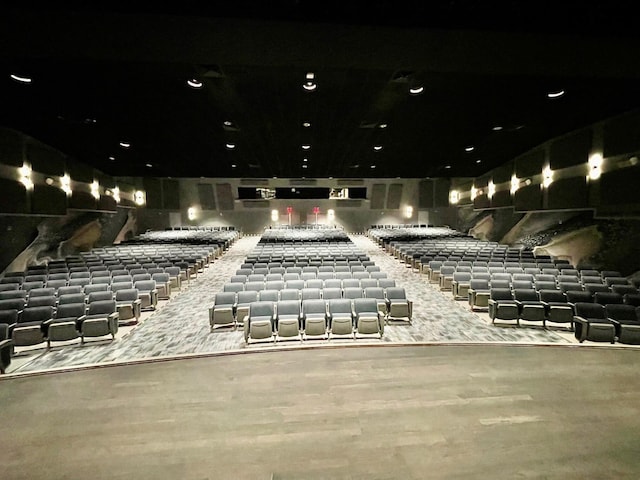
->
[302,122,311,127]
[223,120,232,126]
[187,79,203,89]
[378,123,388,129]
[145,163,153,168]
[492,126,503,131]
[231,164,237,168]
[547,89,565,98]
[370,165,376,169]
[301,144,311,150]
[302,164,308,169]
[119,141,130,148]
[303,72,317,91]
[10,73,32,83]
[476,159,482,164]
[226,143,236,149]
[108,156,115,161]
[465,146,474,152]
[409,86,424,95]
[444,165,451,169]
[373,145,383,151]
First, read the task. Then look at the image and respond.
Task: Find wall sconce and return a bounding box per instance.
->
[449,190,459,204]
[90,180,100,200]
[510,174,520,194]
[19,164,33,190]
[134,190,146,206]
[588,153,603,180]
[60,174,72,196]
[112,186,121,203]
[271,209,279,222]
[404,206,413,218]
[487,181,496,199]
[542,166,554,188]
[187,207,197,221]
[470,186,478,201]
[327,209,335,220]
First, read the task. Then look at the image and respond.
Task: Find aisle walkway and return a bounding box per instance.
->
[8,234,572,375]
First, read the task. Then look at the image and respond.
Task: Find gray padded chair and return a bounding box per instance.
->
[538,289,574,330]
[11,305,53,347]
[301,298,328,340]
[114,288,142,324]
[275,299,303,341]
[327,298,355,338]
[385,287,412,323]
[235,290,259,326]
[244,301,275,344]
[488,288,520,326]
[353,297,384,339]
[0,323,13,374]
[451,271,472,300]
[134,280,158,310]
[44,302,85,348]
[209,291,237,331]
[77,299,119,343]
[573,302,615,343]
[151,272,172,299]
[606,304,640,344]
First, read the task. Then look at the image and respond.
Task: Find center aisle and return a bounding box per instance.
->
[10,232,571,375]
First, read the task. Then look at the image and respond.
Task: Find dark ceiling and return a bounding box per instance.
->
[2,1,640,180]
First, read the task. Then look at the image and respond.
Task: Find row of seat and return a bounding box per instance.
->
[211,284,411,329]
[223,278,397,294]
[241,298,385,343]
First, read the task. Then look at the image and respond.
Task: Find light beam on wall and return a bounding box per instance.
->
[588,153,603,180]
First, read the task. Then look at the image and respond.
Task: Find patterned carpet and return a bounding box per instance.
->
[7,234,580,375]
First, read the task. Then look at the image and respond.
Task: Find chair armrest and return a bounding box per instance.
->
[573,315,588,325]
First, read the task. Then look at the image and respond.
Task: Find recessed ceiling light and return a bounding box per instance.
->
[409,86,424,95]
[465,146,474,152]
[226,143,236,149]
[231,164,237,168]
[223,120,232,126]
[10,73,32,83]
[303,158,308,162]
[547,89,565,98]
[492,126,503,131]
[476,159,482,164]
[302,145,311,150]
[370,165,376,169]
[302,164,308,169]
[119,141,130,148]
[373,145,383,151]
[187,79,203,89]
[145,163,153,168]
[445,165,451,169]
[378,123,388,128]
[303,122,311,127]
[306,72,315,80]
[108,156,115,161]
[303,82,317,91]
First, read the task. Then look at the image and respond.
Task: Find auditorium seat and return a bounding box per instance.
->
[44,302,85,348]
[353,297,384,339]
[0,323,13,373]
[327,298,355,339]
[538,289,574,330]
[209,292,237,331]
[468,278,491,311]
[11,305,53,347]
[573,302,615,344]
[77,299,119,343]
[488,288,520,326]
[605,304,640,344]
[514,289,546,326]
[275,299,303,342]
[244,301,276,344]
[385,287,412,324]
[114,288,142,324]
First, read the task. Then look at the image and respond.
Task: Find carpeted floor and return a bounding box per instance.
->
[6,233,586,375]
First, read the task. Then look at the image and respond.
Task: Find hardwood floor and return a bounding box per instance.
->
[1,343,639,479]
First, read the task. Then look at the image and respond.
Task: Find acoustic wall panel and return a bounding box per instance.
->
[197,183,216,210]
[514,184,542,211]
[216,183,235,210]
[27,142,65,177]
[0,128,25,167]
[433,178,451,208]
[549,128,592,169]
[370,184,386,209]
[386,183,403,209]
[0,178,28,213]
[491,163,512,208]
[547,177,588,210]
[68,190,97,210]
[66,159,94,184]
[162,179,180,210]
[603,111,640,158]
[600,166,640,206]
[515,149,545,178]
[31,184,67,215]
[143,178,162,209]
[418,180,434,208]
